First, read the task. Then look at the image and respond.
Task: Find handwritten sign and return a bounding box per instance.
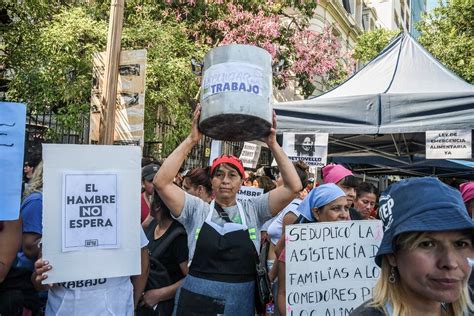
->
[42,144,141,283]
[201,62,265,99]
[239,142,261,169]
[0,102,26,220]
[285,221,383,315]
[62,172,119,252]
[283,132,328,167]
[426,130,472,159]
[237,186,264,201]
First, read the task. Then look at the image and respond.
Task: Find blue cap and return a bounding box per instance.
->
[375,177,474,266]
[297,183,346,220]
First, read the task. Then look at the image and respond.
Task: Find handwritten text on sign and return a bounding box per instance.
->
[62,173,119,252]
[285,221,383,316]
[426,130,472,159]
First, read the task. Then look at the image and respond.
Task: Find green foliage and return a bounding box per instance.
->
[417,0,474,83]
[353,29,400,63]
[2,6,107,136]
[122,7,208,154]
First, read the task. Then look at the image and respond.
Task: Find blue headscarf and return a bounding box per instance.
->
[297,183,346,220]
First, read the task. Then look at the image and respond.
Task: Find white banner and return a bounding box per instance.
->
[62,172,119,252]
[239,142,261,169]
[426,130,472,159]
[42,144,141,283]
[237,186,264,201]
[282,132,329,167]
[285,220,383,315]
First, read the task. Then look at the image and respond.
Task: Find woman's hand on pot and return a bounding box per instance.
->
[189,104,203,144]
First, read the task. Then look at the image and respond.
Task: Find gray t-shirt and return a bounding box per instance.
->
[174,192,272,261]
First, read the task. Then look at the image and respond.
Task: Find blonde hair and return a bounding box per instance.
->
[23,161,43,197]
[371,232,473,316]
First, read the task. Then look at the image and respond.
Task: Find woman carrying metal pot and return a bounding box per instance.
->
[153,106,302,315]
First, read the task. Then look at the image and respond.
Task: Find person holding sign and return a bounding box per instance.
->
[352,178,474,316]
[276,183,348,315]
[153,105,302,315]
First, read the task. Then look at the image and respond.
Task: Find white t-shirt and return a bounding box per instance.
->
[267,199,302,245]
[45,227,148,316]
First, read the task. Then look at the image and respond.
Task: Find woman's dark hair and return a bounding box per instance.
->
[255,176,276,193]
[151,190,172,220]
[356,182,379,199]
[184,167,212,195]
[338,175,359,188]
[294,160,310,189]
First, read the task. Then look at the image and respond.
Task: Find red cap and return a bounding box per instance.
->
[210,155,245,178]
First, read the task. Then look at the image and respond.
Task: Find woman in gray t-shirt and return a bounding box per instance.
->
[153,106,302,315]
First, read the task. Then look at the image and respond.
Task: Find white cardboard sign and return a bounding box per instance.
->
[239,142,261,169]
[283,132,329,167]
[62,172,119,252]
[42,144,141,283]
[237,186,264,201]
[285,220,383,315]
[426,130,472,159]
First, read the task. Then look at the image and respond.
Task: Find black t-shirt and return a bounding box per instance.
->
[147,220,189,284]
[350,207,363,220]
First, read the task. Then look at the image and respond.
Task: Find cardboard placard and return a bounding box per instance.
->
[239,142,261,169]
[283,132,329,167]
[426,130,472,159]
[237,186,264,201]
[42,144,141,283]
[285,221,383,315]
[0,102,26,220]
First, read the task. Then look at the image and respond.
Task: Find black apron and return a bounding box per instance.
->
[175,201,256,315]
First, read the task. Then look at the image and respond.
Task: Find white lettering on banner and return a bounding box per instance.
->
[285,221,383,315]
[426,130,472,159]
[201,62,266,100]
[282,132,329,167]
[237,186,264,202]
[62,173,119,252]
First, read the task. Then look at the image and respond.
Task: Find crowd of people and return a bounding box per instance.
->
[1,107,474,316]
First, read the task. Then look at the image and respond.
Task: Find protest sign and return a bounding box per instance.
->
[209,140,222,165]
[283,132,328,167]
[42,144,141,283]
[237,186,264,201]
[0,102,26,220]
[285,220,383,315]
[426,130,472,159]
[89,49,147,146]
[62,172,119,252]
[239,142,261,169]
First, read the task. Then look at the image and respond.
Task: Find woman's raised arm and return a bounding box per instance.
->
[153,106,203,217]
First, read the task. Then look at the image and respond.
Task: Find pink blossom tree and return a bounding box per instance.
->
[158,1,354,97]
